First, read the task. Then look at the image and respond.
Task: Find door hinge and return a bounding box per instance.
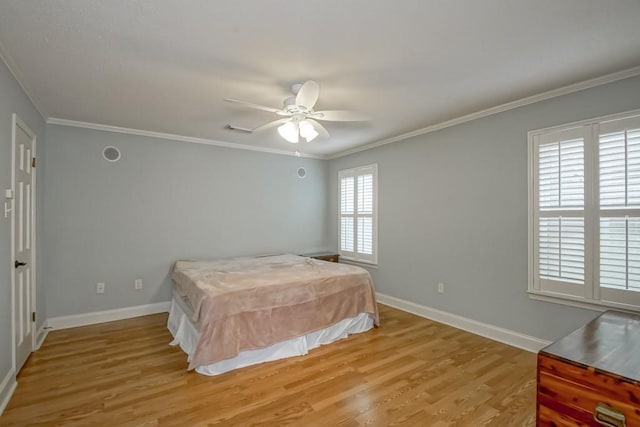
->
[32,312,35,322]
[32,157,36,168]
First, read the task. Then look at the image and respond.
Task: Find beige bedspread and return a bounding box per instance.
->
[171,254,379,369]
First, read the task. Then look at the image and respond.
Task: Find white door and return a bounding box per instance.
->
[12,114,36,372]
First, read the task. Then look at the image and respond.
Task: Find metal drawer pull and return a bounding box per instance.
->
[594,403,626,427]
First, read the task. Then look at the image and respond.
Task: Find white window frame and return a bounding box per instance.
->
[338,164,378,265]
[528,108,640,313]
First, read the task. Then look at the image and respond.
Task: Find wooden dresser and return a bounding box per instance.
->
[301,252,339,263]
[537,310,640,426]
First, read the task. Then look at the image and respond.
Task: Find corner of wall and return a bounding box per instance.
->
[35,322,49,350]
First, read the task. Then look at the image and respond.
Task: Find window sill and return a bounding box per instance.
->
[527,290,640,314]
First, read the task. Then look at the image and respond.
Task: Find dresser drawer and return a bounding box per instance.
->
[538,404,587,427]
[538,354,640,426]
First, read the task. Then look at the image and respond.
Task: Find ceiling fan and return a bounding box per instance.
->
[224,80,369,143]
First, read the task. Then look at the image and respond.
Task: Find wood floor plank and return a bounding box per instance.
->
[1,304,536,426]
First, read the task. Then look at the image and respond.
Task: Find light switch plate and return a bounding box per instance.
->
[5,189,13,199]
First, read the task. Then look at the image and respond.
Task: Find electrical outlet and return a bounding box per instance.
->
[96,282,105,294]
[134,279,143,290]
[437,282,444,294]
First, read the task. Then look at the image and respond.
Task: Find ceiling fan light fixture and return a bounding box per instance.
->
[278,121,299,143]
[225,80,369,144]
[304,130,319,142]
[299,120,319,142]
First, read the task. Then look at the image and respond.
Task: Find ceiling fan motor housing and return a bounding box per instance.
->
[283,96,310,115]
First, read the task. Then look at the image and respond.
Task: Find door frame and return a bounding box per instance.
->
[10,113,37,372]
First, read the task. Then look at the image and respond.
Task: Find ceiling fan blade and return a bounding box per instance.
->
[295,80,320,110]
[308,119,330,139]
[224,98,283,114]
[311,110,370,122]
[253,118,290,133]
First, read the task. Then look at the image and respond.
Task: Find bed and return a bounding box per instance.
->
[167,253,379,375]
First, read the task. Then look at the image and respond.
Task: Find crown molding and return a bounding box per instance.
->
[47,118,326,159]
[0,39,48,121]
[7,41,637,162]
[328,65,640,159]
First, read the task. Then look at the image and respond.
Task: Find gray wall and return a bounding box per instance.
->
[328,75,640,342]
[44,125,331,318]
[0,59,46,386]
[4,54,639,397]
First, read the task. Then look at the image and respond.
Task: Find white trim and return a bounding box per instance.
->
[47,301,171,330]
[47,118,325,159]
[10,116,16,373]
[338,164,378,265]
[10,114,37,373]
[2,32,637,162]
[42,66,640,160]
[528,110,640,312]
[527,290,639,314]
[339,258,379,269]
[34,322,49,350]
[0,41,48,120]
[30,123,38,354]
[329,66,640,159]
[0,369,17,416]
[376,293,551,353]
[527,131,535,294]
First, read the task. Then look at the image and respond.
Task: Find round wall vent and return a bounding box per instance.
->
[297,167,307,179]
[102,146,121,162]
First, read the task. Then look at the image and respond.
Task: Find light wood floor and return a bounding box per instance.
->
[2,305,537,426]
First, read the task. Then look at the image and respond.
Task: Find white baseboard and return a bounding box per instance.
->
[0,369,17,416]
[0,303,169,415]
[47,301,171,330]
[35,322,49,350]
[376,293,551,353]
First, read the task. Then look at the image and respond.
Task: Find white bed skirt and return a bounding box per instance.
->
[167,292,374,376]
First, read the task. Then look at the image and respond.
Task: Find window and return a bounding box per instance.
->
[339,164,378,264]
[529,110,640,312]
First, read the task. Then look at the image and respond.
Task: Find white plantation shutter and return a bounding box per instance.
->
[598,217,640,290]
[599,118,640,302]
[533,128,587,297]
[539,217,584,282]
[341,217,354,252]
[357,217,373,254]
[339,165,378,264]
[357,174,374,255]
[340,177,355,252]
[538,217,560,278]
[529,111,640,312]
[341,177,355,214]
[538,139,584,208]
[600,132,630,206]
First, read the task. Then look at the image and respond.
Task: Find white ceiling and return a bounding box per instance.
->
[1,1,640,157]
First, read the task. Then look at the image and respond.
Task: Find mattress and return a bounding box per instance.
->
[169,254,379,371]
[168,290,374,375]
